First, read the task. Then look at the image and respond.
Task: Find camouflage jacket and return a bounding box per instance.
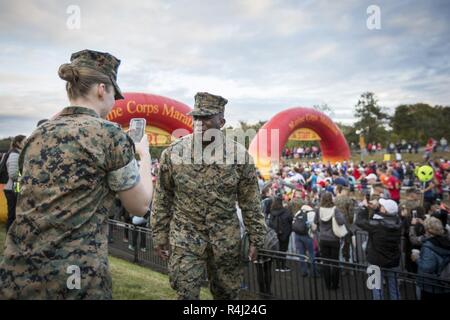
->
[0,106,140,299]
[334,195,355,225]
[399,199,420,217]
[151,133,266,256]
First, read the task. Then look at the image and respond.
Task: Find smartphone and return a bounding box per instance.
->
[128,118,146,143]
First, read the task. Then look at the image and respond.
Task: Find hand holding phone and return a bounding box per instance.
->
[128,118,150,160]
[129,118,146,143]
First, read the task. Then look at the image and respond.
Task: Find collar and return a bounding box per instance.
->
[59,106,100,118]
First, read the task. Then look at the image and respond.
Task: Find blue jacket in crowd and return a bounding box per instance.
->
[416,235,450,294]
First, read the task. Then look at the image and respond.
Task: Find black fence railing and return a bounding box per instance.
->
[243,251,450,300]
[108,220,168,274]
[107,220,450,300]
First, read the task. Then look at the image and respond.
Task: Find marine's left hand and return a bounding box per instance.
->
[249,245,257,262]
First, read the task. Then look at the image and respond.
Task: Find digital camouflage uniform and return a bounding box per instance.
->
[399,197,421,272]
[0,51,138,300]
[334,194,355,261]
[334,194,355,225]
[151,92,266,300]
[399,199,420,218]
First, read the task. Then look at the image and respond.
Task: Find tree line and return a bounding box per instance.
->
[230,92,449,150]
[337,92,449,148]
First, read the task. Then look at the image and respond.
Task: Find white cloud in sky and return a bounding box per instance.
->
[0,0,449,138]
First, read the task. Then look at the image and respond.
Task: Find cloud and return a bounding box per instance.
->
[0,115,42,138]
[0,0,449,139]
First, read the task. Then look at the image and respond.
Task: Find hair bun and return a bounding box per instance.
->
[58,63,79,83]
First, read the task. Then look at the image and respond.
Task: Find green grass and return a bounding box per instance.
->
[110,256,212,300]
[0,224,212,300]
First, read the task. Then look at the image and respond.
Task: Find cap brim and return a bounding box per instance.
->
[111,77,124,100]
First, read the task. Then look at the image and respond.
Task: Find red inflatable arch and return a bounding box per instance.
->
[249,107,350,178]
[107,92,193,145]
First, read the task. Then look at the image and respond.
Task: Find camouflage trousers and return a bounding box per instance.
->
[0,254,112,300]
[168,244,243,300]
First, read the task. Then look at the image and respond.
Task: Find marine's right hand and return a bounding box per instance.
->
[134,134,150,159]
[155,244,170,261]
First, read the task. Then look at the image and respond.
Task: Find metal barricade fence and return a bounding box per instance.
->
[107,220,450,300]
[108,219,168,274]
[354,230,369,265]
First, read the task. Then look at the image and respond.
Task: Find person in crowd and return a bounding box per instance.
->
[407,142,413,154]
[313,192,346,290]
[3,135,26,232]
[254,224,279,299]
[389,142,395,154]
[129,209,151,252]
[293,204,317,277]
[411,217,450,300]
[257,170,265,192]
[414,141,420,154]
[377,142,382,153]
[424,139,435,161]
[439,137,448,152]
[410,201,450,244]
[268,195,293,272]
[261,185,273,225]
[355,198,402,300]
[400,188,422,273]
[403,163,416,186]
[335,185,355,264]
[287,189,304,217]
[434,162,444,201]
[421,178,436,213]
[386,168,401,203]
[431,199,449,234]
[307,169,318,193]
[371,143,376,154]
[285,147,290,159]
[408,207,428,246]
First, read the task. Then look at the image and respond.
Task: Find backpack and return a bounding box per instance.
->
[261,198,272,216]
[269,214,283,235]
[264,227,280,251]
[292,210,309,235]
[0,151,11,184]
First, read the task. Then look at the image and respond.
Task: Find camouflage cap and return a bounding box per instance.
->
[70,49,124,100]
[187,92,228,117]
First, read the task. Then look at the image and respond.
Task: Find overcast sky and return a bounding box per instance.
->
[0,0,449,138]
